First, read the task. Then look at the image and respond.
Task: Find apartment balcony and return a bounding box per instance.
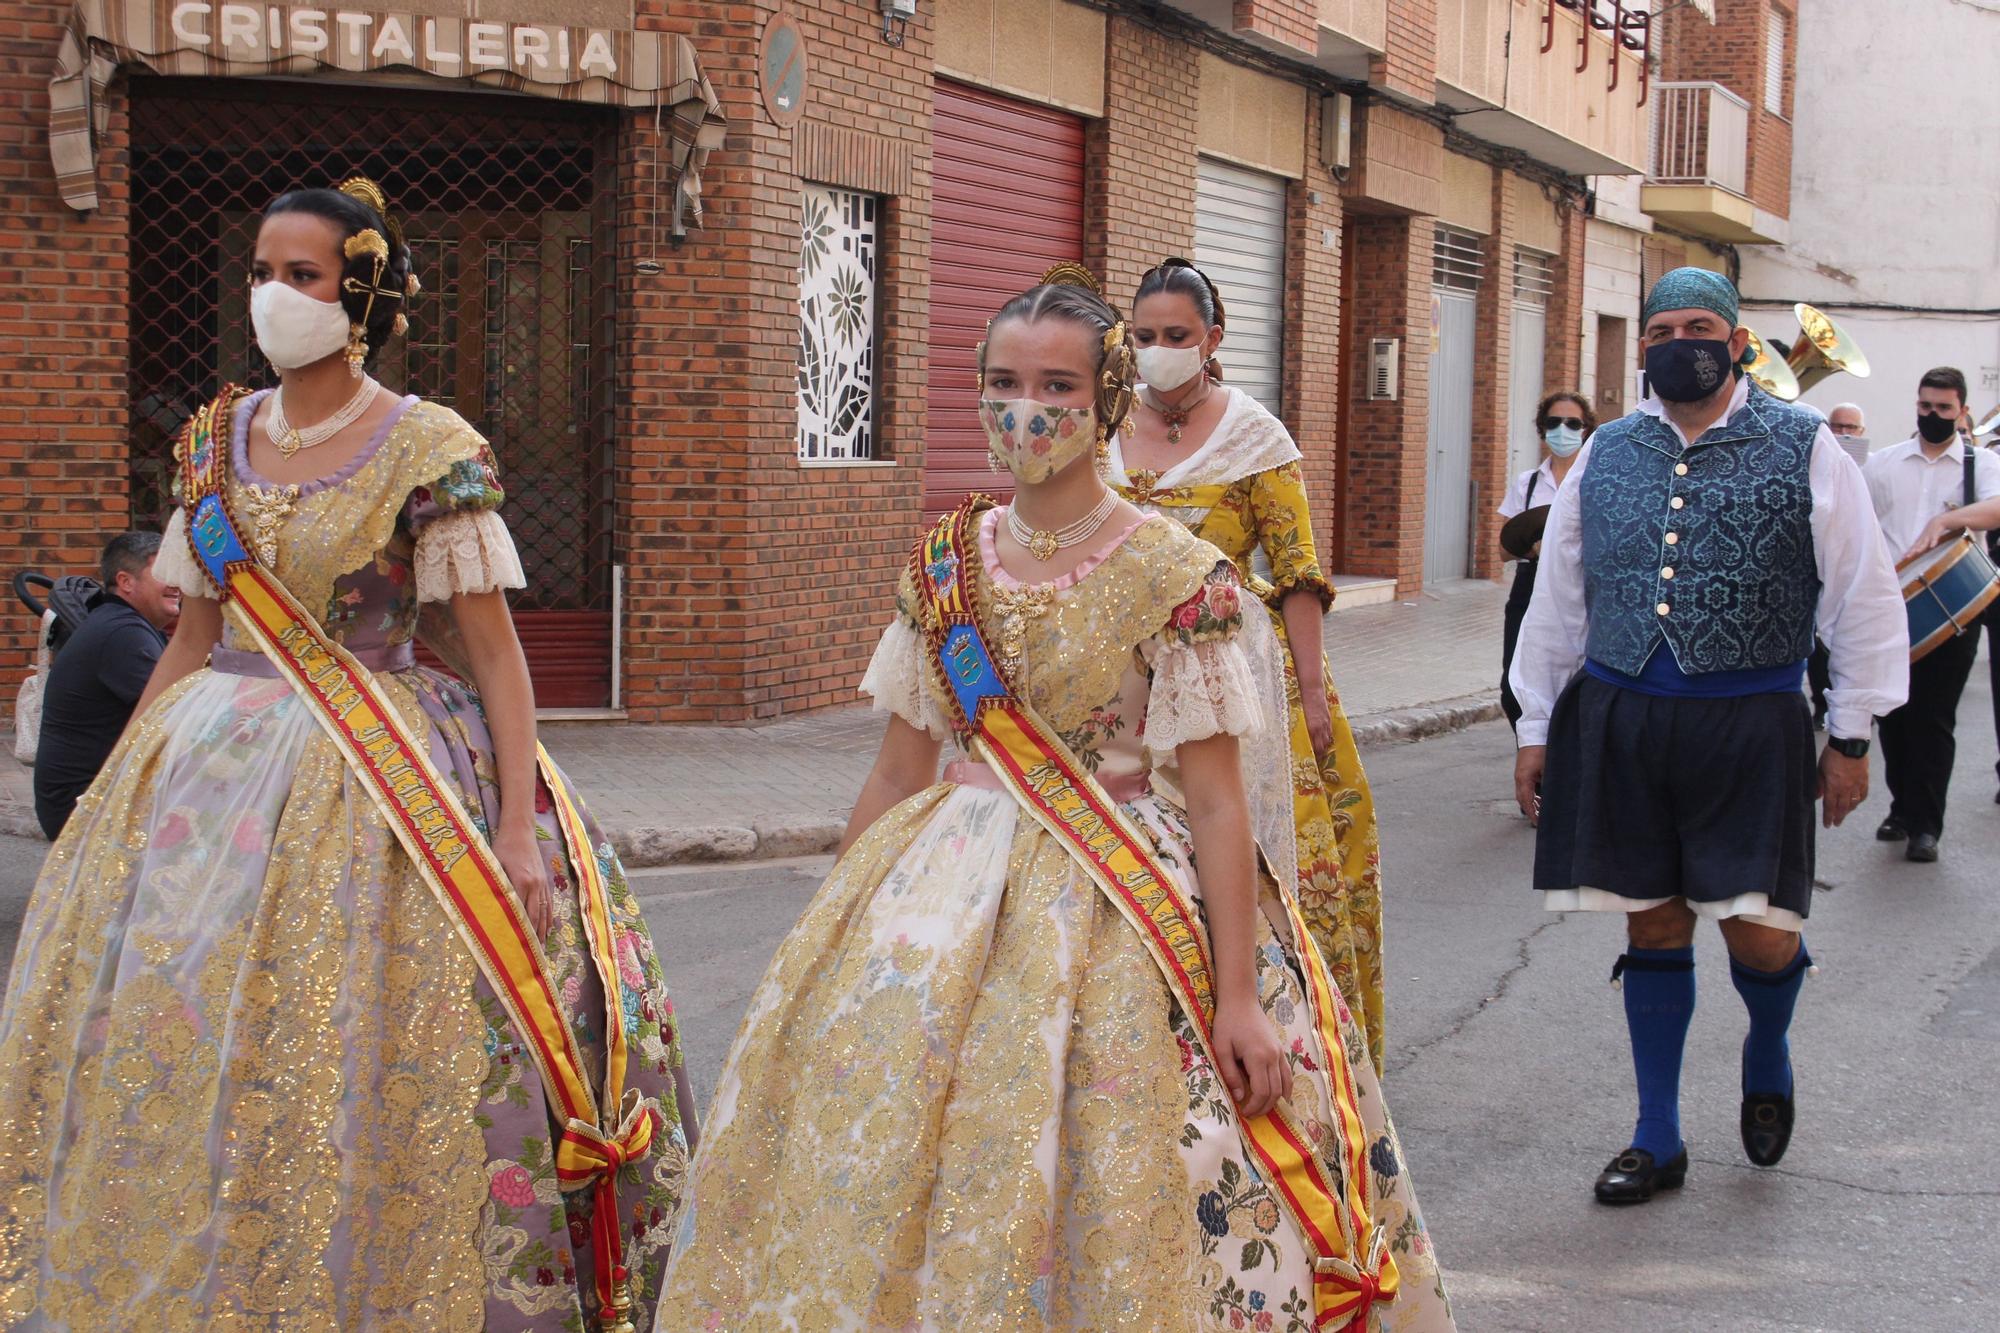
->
[1640,81,1788,244]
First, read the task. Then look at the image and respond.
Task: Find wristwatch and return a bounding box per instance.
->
[1827,735,1870,759]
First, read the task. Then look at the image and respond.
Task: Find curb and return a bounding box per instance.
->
[0,697,1504,868]
[1348,692,1504,749]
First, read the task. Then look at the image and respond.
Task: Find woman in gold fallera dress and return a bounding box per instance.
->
[656,270,1453,1332]
[0,181,693,1330]
[1115,258,1389,1073]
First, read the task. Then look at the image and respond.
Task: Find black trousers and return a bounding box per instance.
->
[1880,627,1982,838]
[1500,559,1537,730]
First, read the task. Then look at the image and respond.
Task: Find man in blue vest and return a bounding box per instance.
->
[1509,268,1909,1204]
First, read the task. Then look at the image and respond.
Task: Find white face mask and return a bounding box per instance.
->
[1542,424,1583,457]
[251,280,353,370]
[1136,343,1207,393]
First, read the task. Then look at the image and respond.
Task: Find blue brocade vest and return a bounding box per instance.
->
[1580,390,1821,677]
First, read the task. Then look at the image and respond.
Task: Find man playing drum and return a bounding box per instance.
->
[1864,367,2000,862]
[1511,268,1908,1205]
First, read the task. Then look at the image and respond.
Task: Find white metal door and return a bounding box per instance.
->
[1507,303,1548,485]
[1194,158,1286,413]
[1425,290,1478,581]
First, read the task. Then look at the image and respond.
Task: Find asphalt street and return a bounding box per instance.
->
[1,672,1995,1331]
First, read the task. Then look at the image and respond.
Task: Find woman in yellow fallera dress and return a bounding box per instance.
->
[0,180,694,1330]
[655,268,1453,1332]
[1113,258,1389,1073]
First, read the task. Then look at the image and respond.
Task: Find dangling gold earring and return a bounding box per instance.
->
[1094,423,1112,479]
[345,323,368,379]
[989,448,1006,472]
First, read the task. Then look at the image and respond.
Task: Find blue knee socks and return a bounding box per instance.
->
[1615,947,1696,1162]
[1731,943,1810,1099]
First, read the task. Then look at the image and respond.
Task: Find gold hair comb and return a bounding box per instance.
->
[1040,261,1102,295]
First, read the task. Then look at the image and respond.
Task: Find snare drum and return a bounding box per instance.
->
[1898,533,2000,662]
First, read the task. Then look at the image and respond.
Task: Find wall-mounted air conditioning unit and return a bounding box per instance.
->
[1367,338,1400,401]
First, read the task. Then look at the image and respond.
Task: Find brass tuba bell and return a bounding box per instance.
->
[1744,329,1801,401]
[1784,303,1870,396]
[1971,405,2000,441]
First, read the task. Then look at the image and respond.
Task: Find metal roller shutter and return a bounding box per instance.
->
[925,81,1086,516]
[1194,158,1288,413]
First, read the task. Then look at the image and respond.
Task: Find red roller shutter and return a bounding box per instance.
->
[925,81,1086,517]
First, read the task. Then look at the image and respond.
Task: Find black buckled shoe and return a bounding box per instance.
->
[1906,832,1940,863]
[1875,816,1907,842]
[1593,1147,1688,1205]
[1741,1093,1795,1167]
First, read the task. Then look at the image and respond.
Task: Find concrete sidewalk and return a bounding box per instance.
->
[1,578,1508,863]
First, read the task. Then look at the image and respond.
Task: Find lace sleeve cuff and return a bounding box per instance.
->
[1144,635,1263,752]
[154,508,220,599]
[859,617,952,741]
[413,509,527,603]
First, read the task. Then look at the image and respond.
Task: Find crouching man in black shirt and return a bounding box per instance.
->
[33,533,182,838]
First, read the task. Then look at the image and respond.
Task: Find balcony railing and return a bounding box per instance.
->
[1648,81,1749,196]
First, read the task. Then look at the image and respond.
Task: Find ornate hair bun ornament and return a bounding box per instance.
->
[336,175,404,247]
[344,229,390,263]
[1040,261,1103,295]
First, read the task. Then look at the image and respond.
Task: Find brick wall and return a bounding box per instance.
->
[0,1,133,682]
[1087,18,1199,309]
[1339,210,1435,593]
[1545,197,1588,389]
[1283,99,1344,560]
[1372,0,1440,103]
[1468,168,1517,581]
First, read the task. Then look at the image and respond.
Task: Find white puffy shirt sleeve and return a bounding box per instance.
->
[1507,441,1593,747]
[1811,428,1909,737]
[154,507,221,599]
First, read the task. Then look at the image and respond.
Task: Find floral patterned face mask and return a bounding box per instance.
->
[979,398,1100,484]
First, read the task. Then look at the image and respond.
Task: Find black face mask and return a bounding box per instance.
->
[1917,412,1959,445]
[1644,337,1735,403]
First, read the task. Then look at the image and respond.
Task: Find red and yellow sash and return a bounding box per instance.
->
[911,499,1396,1330]
[179,388,651,1330]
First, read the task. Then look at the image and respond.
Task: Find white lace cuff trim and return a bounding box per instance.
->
[154,508,220,599]
[1145,635,1263,751]
[859,617,952,741]
[413,509,527,603]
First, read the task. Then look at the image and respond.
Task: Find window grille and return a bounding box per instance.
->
[797,185,879,462]
[1432,226,1485,292]
[1512,247,1556,307]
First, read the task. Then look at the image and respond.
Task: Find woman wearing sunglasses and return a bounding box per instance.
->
[1499,390,1596,731]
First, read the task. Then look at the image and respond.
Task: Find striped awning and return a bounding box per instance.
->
[50,0,726,215]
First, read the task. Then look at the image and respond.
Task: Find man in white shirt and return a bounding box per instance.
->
[1509,268,1908,1205]
[1827,402,1870,470]
[1862,366,2000,861]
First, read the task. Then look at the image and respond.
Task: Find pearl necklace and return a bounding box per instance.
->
[1007,488,1121,562]
[266,380,377,458]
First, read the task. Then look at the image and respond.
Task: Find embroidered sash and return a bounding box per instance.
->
[179,388,651,1328]
[910,499,1396,1331]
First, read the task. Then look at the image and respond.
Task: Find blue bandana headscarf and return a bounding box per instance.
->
[1642,266,1740,327]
